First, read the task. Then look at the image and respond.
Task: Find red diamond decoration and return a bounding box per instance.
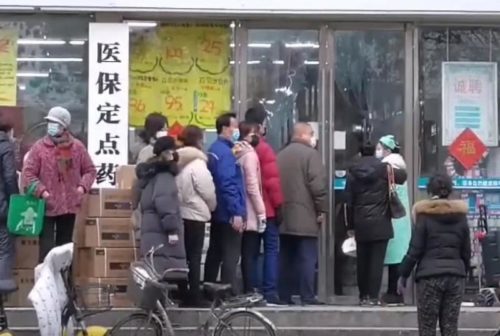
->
[449,128,487,170]
[168,121,184,139]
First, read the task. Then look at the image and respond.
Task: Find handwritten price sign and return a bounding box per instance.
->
[0,30,18,106]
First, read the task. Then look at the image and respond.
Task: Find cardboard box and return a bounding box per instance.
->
[6,269,34,307]
[116,165,136,190]
[83,218,135,248]
[88,189,133,218]
[78,248,138,278]
[76,277,131,308]
[15,238,39,269]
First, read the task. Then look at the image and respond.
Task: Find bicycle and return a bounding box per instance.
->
[107,245,277,336]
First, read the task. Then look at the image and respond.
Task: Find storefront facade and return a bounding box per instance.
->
[2,0,500,304]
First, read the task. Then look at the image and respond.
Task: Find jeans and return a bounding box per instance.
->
[183,219,206,301]
[261,220,279,300]
[356,240,388,300]
[39,214,76,263]
[279,234,318,303]
[241,231,260,293]
[204,221,242,294]
[0,224,15,288]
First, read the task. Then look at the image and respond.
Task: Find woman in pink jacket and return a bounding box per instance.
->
[234,122,266,294]
[22,107,97,262]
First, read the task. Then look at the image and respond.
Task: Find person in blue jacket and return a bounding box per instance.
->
[204,112,246,293]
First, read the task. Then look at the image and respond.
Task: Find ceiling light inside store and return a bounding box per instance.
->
[18,84,26,91]
[18,39,65,45]
[17,57,83,62]
[127,21,157,27]
[248,43,272,48]
[70,40,86,45]
[272,60,284,65]
[17,72,49,78]
[285,42,319,49]
[247,60,261,65]
[304,60,319,65]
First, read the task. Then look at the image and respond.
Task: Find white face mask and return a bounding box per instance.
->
[375,149,384,159]
[310,136,317,148]
[156,130,168,139]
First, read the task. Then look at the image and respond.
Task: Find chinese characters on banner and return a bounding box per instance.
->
[88,23,129,188]
[442,62,498,146]
[129,24,231,128]
[0,30,18,106]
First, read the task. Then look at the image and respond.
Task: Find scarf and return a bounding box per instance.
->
[50,132,73,177]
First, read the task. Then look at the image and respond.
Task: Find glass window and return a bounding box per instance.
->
[0,15,91,166]
[246,29,319,151]
[334,30,405,171]
[419,27,500,178]
[128,22,235,162]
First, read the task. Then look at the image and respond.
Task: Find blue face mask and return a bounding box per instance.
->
[47,122,61,137]
[231,129,240,143]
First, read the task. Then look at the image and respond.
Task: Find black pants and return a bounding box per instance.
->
[39,214,76,263]
[204,222,242,293]
[356,240,388,300]
[183,219,206,301]
[241,231,260,293]
[387,264,400,295]
[279,235,318,303]
[417,276,464,336]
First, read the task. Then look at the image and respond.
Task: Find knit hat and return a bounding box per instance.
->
[379,135,397,151]
[153,136,177,156]
[45,106,71,128]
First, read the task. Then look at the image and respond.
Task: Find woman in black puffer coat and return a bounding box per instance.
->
[398,173,470,336]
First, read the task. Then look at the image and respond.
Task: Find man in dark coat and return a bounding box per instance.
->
[136,136,187,275]
[277,122,328,305]
[345,141,407,306]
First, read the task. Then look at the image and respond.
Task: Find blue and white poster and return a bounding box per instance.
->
[442,62,498,146]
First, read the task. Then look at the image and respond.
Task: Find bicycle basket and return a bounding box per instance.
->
[75,284,114,310]
[127,261,166,310]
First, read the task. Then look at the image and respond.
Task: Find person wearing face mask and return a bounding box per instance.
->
[134,112,169,164]
[277,122,328,305]
[375,135,411,306]
[233,121,266,294]
[204,113,246,294]
[344,141,407,306]
[22,107,96,262]
[135,136,187,280]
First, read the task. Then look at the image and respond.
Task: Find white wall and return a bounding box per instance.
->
[4,0,500,14]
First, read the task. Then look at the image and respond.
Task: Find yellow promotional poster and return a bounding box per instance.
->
[129,24,231,128]
[0,30,18,106]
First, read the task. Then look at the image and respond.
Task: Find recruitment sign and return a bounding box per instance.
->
[442,62,498,146]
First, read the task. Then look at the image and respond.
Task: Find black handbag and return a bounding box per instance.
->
[387,165,406,219]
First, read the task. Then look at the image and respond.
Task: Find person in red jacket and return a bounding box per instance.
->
[245,105,284,304]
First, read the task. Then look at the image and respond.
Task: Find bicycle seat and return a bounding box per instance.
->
[203,282,232,296]
[160,268,189,283]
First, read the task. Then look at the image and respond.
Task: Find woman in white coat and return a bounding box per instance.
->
[176,125,217,307]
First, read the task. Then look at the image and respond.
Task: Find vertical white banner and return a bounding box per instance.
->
[88,23,129,188]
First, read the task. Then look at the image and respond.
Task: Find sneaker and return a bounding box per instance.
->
[266,296,288,306]
[302,298,325,306]
[381,293,405,306]
[367,298,381,306]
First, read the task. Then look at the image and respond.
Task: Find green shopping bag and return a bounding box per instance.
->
[7,182,45,237]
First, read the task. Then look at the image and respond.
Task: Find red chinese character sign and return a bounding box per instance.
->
[449,128,487,171]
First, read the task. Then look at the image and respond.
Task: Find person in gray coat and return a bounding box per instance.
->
[277,122,328,305]
[135,136,187,278]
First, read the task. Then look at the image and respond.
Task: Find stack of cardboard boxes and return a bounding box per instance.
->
[75,182,136,308]
[7,238,38,307]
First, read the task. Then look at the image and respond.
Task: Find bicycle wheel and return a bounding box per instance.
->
[107,313,163,336]
[213,310,277,336]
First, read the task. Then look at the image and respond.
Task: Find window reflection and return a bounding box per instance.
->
[334,30,405,171]
[246,30,319,150]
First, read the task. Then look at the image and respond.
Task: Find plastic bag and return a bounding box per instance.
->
[7,182,45,237]
[342,237,357,258]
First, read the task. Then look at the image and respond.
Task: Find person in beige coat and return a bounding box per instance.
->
[234,121,266,294]
[176,125,216,306]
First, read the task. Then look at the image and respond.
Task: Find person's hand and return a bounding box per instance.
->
[347,230,355,238]
[275,206,283,226]
[257,216,267,233]
[397,277,407,295]
[77,186,85,195]
[168,234,179,244]
[317,213,325,225]
[232,216,244,233]
[41,191,50,200]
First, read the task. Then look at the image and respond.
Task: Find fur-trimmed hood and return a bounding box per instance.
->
[412,199,468,222]
[177,146,207,171]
